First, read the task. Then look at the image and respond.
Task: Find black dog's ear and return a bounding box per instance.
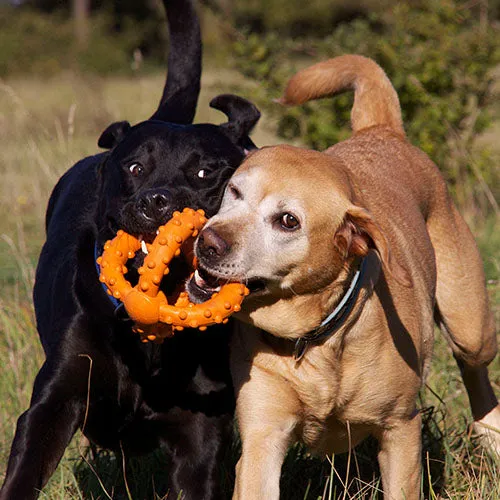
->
[210,94,260,148]
[98,121,131,149]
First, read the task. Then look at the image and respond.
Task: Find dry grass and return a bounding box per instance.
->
[0,70,498,498]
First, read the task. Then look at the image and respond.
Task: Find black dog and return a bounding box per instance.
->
[0,1,260,498]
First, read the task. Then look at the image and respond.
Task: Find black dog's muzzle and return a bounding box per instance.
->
[135,188,173,224]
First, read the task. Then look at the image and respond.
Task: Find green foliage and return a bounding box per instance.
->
[231,0,391,36]
[0,7,154,77]
[232,0,500,214]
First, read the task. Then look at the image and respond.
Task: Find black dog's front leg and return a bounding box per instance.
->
[165,410,232,500]
[0,361,83,500]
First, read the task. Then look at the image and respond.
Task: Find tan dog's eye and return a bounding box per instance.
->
[280,213,300,231]
[129,163,144,177]
[228,184,242,199]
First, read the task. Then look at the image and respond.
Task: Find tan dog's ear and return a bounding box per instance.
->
[334,206,412,287]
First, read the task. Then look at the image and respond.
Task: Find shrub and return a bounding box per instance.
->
[0,7,152,77]
[232,0,500,215]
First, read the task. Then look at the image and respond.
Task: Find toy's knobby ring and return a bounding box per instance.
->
[97,207,248,343]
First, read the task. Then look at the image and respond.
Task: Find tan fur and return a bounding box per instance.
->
[193,55,499,499]
[280,55,405,136]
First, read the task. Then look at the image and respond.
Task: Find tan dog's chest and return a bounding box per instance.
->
[295,365,379,455]
[298,343,421,453]
[232,303,423,455]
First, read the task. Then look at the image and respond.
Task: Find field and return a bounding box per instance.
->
[0,69,498,499]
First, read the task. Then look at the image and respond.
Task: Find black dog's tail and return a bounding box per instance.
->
[150,0,202,124]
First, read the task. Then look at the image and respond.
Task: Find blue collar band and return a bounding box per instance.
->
[94,241,126,314]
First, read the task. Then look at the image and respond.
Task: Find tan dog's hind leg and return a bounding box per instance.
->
[459,362,500,455]
[427,201,500,455]
[376,412,422,500]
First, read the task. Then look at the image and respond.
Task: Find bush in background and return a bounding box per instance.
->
[232,0,500,218]
[0,6,162,77]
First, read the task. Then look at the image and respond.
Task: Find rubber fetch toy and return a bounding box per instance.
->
[97,208,249,343]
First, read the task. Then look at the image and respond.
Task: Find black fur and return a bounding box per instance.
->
[0,1,259,498]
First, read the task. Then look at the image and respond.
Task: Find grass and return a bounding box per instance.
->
[0,68,498,498]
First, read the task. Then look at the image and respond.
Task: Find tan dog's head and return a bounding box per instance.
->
[187,145,408,337]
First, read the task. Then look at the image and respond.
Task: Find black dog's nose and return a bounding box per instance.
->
[136,189,172,222]
[198,227,231,259]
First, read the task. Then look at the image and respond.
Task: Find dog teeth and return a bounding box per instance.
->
[194,269,222,292]
[156,229,160,235]
[141,240,149,255]
[194,269,204,287]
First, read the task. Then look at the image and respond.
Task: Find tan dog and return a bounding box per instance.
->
[187,55,500,499]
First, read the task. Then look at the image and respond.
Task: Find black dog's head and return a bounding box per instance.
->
[87,0,260,300]
[94,94,260,270]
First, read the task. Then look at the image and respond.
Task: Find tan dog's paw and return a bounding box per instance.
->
[472,404,500,457]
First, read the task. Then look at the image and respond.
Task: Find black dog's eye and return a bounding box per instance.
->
[129,163,144,177]
[278,213,300,231]
[196,168,212,179]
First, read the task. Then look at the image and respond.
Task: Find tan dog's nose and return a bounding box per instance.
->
[197,227,231,259]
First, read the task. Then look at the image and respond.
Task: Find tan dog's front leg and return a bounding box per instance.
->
[232,356,299,500]
[375,412,422,500]
[231,326,301,500]
[233,421,295,500]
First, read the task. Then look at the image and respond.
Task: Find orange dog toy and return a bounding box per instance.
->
[97,208,248,343]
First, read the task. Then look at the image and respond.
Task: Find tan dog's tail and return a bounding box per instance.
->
[279,55,404,136]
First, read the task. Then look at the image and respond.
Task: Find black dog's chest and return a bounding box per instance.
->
[80,326,232,453]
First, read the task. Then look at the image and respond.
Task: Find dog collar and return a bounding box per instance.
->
[94,241,128,317]
[293,258,366,361]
